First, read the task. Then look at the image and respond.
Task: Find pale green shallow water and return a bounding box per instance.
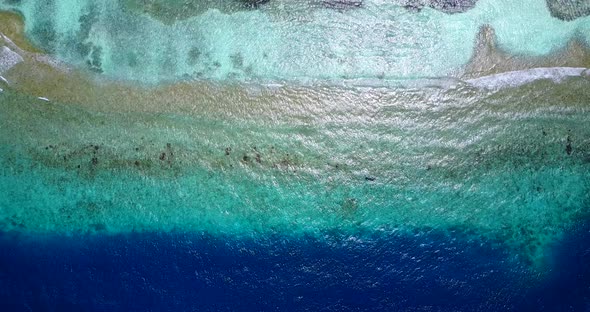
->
[1,0,590,83]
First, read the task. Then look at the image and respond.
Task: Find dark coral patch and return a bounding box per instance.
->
[401,0,479,14]
[546,0,590,21]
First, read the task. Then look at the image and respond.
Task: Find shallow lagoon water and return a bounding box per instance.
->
[2,0,590,83]
[1,0,590,310]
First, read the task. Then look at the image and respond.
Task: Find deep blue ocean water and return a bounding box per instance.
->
[1,224,589,311]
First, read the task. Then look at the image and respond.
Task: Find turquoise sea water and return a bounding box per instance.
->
[1,1,590,309]
[1,0,590,83]
[1,79,589,264]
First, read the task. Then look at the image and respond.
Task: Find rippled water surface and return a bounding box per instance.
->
[1,0,590,310]
[2,0,590,82]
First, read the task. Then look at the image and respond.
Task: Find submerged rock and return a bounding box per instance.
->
[317,0,477,12]
[429,0,479,13]
[240,0,270,8]
[546,0,590,21]
[401,0,479,14]
[320,0,363,10]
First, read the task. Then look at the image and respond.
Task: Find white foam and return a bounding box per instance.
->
[466,67,589,90]
[0,46,23,74]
